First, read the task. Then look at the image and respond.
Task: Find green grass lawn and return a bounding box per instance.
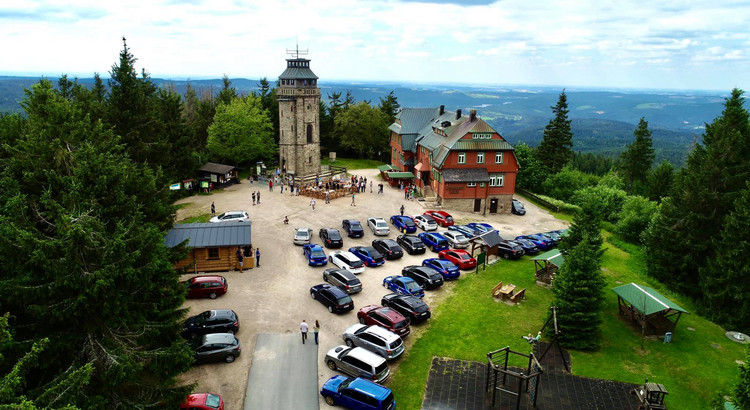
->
[179,213,211,223]
[389,232,745,409]
[321,157,386,170]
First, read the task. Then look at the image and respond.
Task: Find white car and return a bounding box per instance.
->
[328,251,366,274]
[367,217,390,236]
[293,228,313,245]
[442,230,470,248]
[209,210,250,223]
[413,215,438,231]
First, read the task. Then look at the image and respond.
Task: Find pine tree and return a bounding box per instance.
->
[378,91,400,124]
[731,346,750,409]
[537,90,573,173]
[646,160,674,202]
[620,117,655,192]
[514,143,546,192]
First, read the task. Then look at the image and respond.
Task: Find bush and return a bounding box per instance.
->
[536,194,581,214]
[570,185,628,223]
[542,167,597,202]
[616,196,658,243]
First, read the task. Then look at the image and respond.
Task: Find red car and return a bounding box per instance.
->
[423,210,454,227]
[180,393,224,410]
[438,249,477,270]
[357,305,410,337]
[181,275,228,299]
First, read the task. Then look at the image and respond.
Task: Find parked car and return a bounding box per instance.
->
[310,283,355,313]
[418,232,450,252]
[512,237,540,255]
[209,210,250,223]
[319,228,344,248]
[325,345,390,384]
[341,219,365,238]
[542,231,562,245]
[349,246,385,267]
[438,249,477,270]
[372,239,404,260]
[448,224,480,238]
[182,309,239,339]
[413,214,438,231]
[367,217,390,236]
[189,333,241,364]
[343,324,404,360]
[320,376,396,409]
[328,250,365,274]
[180,393,224,410]
[383,275,425,298]
[323,268,363,294]
[422,258,460,280]
[181,275,228,299]
[497,240,525,259]
[397,234,426,255]
[390,215,417,233]
[303,244,328,266]
[423,210,454,227]
[357,305,410,337]
[442,230,470,249]
[381,293,431,324]
[401,265,445,289]
[511,199,526,215]
[293,227,313,245]
[466,222,495,234]
[515,234,554,251]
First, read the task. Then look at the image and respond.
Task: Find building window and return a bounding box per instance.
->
[495,152,503,163]
[457,152,466,164]
[472,133,492,139]
[207,248,220,260]
[307,124,313,143]
[477,152,484,164]
[489,173,505,187]
[480,182,485,187]
[309,156,312,164]
[467,182,477,187]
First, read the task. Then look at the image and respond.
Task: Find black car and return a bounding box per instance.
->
[396,234,426,255]
[381,293,431,324]
[511,199,526,215]
[310,283,355,313]
[182,309,240,339]
[323,268,363,294]
[401,265,444,289]
[189,333,242,364]
[342,219,365,238]
[320,228,344,248]
[497,240,525,260]
[372,239,404,260]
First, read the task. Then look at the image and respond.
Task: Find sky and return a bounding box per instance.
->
[1,0,749,91]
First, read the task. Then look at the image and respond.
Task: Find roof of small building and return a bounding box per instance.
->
[531,250,565,268]
[387,171,415,179]
[612,283,688,316]
[452,139,514,151]
[395,108,440,134]
[473,230,504,247]
[278,60,319,80]
[199,162,237,175]
[164,223,252,248]
[378,164,398,172]
[442,168,490,183]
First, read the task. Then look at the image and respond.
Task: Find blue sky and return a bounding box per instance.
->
[1,0,748,91]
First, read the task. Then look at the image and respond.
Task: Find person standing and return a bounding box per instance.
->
[252,191,256,206]
[310,198,316,211]
[300,320,308,344]
[255,248,261,267]
[280,184,284,193]
[313,320,320,345]
[256,191,261,204]
[236,248,244,273]
[269,179,273,192]
[211,201,215,215]
[400,204,405,216]
[325,191,330,204]
[370,181,373,193]
[351,193,356,206]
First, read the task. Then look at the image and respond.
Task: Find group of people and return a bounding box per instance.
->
[299,319,321,345]
[235,246,260,273]
[399,181,418,200]
[251,191,262,205]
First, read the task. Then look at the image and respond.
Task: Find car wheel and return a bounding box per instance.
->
[325,396,335,406]
[502,253,509,260]
[323,274,328,282]
[327,360,337,370]
[359,317,365,324]
[430,245,435,251]
[225,355,235,363]
[311,292,317,299]
[328,305,333,313]
[345,338,354,347]
[209,293,217,299]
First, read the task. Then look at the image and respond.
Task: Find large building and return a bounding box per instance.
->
[389,106,518,214]
[277,51,321,178]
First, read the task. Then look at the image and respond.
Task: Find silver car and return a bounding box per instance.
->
[323,268,363,294]
[413,215,438,231]
[209,210,250,223]
[325,345,390,383]
[343,324,404,360]
[442,230,469,248]
[368,217,390,236]
[293,228,313,245]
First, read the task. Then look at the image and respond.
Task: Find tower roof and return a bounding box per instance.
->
[279,58,319,80]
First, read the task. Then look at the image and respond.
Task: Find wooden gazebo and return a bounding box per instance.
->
[531,250,565,285]
[470,230,504,262]
[612,283,688,336]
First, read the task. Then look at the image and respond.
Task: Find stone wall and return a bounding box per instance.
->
[279,88,321,177]
[439,194,513,214]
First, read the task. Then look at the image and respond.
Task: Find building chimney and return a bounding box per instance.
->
[439,105,445,115]
[470,109,477,121]
[456,109,462,120]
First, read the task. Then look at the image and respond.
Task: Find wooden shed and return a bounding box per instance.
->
[531,250,565,285]
[198,162,240,186]
[165,222,252,273]
[612,283,688,336]
[470,230,505,262]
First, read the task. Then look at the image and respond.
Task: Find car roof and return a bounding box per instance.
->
[365,325,400,342]
[202,333,235,344]
[375,306,405,321]
[210,309,236,319]
[190,275,224,282]
[346,346,386,364]
[331,269,357,280]
[327,286,349,298]
[348,378,392,399]
[392,294,426,308]
[334,250,359,259]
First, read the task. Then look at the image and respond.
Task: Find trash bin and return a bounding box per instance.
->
[664,332,672,343]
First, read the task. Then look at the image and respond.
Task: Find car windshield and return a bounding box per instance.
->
[437,240,449,247]
[205,394,222,409]
[459,254,470,260]
[405,281,421,292]
[337,378,353,392]
[193,311,211,324]
[393,319,408,329]
[296,231,309,238]
[423,215,436,223]
[338,295,353,304]
[349,259,364,268]
[404,219,415,227]
[329,231,342,240]
[454,234,467,241]
[376,222,387,228]
[351,222,362,229]
[312,251,325,258]
[445,216,454,222]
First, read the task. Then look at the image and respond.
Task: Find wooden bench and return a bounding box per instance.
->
[491,281,503,298]
[509,288,526,304]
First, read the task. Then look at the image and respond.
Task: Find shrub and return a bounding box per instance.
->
[570,185,627,223]
[542,167,597,202]
[616,196,658,243]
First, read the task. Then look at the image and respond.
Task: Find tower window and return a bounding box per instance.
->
[307,124,313,143]
[309,156,312,164]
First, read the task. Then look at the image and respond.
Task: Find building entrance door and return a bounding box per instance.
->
[490,198,498,213]
[474,199,482,212]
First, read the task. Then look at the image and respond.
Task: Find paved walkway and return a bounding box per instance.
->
[244,333,319,410]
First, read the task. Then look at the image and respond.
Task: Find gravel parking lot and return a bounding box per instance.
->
[174,168,568,410]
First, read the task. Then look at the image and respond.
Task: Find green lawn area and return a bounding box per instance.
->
[179,213,211,223]
[389,232,745,409]
[321,157,386,170]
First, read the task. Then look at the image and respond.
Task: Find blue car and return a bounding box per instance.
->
[448,225,480,238]
[515,234,554,251]
[348,246,386,267]
[512,238,540,255]
[382,275,425,298]
[466,222,495,234]
[320,375,396,409]
[390,215,417,234]
[418,232,450,252]
[303,244,328,266]
[422,258,460,280]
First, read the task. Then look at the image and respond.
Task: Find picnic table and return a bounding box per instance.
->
[498,284,516,299]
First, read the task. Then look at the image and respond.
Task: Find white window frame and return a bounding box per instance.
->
[467,182,476,187]
[495,152,503,164]
[457,152,466,164]
[477,152,485,164]
[489,173,505,187]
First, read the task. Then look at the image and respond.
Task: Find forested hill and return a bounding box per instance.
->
[1,75,726,166]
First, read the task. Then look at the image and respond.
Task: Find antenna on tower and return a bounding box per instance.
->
[286,39,308,59]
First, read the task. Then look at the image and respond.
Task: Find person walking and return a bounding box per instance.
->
[280,184,284,193]
[211,202,215,215]
[255,248,261,267]
[300,320,308,344]
[370,181,373,193]
[325,191,330,204]
[310,198,316,211]
[236,248,244,273]
[252,191,256,206]
[351,193,356,206]
[257,191,261,204]
[313,320,320,345]
[269,179,273,192]
[400,204,405,216]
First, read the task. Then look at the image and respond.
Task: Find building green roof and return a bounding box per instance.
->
[452,140,514,151]
[378,164,397,172]
[387,171,414,179]
[612,283,688,316]
[530,250,565,268]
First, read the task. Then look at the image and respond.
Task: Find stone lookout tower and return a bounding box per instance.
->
[278,48,321,178]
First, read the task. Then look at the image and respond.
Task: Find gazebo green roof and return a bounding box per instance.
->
[387,171,414,179]
[612,283,688,316]
[378,164,397,172]
[530,250,565,268]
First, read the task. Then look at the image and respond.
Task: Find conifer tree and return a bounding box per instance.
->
[537,90,573,173]
[646,160,674,202]
[620,117,655,192]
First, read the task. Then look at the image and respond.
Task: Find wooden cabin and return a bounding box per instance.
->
[198,162,240,187]
[165,222,252,274]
